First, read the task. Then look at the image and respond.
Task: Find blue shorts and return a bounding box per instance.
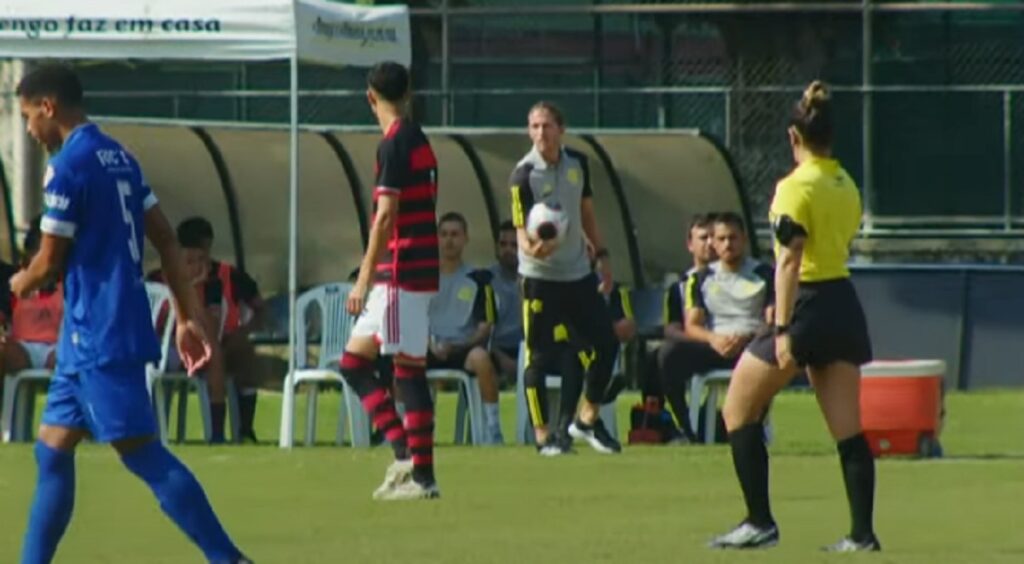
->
[41,362,157,443]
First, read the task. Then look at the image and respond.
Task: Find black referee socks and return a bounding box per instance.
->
[728,422,775,528]
[838,433,876,543]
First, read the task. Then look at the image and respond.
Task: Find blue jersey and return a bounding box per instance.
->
[41,123,161,372]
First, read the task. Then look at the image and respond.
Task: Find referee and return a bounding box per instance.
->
[510,101,620,455]
[709,81,879,552]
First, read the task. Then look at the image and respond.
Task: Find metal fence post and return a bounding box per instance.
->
[1004,90,1013,231]
[862,0,875,231]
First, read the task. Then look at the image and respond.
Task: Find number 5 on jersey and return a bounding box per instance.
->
[117,180,142,264]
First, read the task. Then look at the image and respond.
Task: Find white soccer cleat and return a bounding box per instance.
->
[374,479,441,501]
[372,459,413,500]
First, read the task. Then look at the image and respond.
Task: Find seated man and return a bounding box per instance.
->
[2,216,61,375]
[651,213,717,438]
[487,220,522,384]
[658,212,772,442]
[428,212,503,444]
[149,217,266,443]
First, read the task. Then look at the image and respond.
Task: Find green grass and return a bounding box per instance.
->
[1,390,1023,563]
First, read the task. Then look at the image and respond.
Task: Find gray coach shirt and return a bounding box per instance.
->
[509,146,593,282]
[429,264,491,345]
[689,257,774,336]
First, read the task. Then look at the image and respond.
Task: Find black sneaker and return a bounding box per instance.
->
[708,521,780,549]
[822,535,882,552]
[536,433,573,456]
[569,418,622,454]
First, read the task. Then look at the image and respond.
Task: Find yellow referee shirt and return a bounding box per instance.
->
[769,156,861,282]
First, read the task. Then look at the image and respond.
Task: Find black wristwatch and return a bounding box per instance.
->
[773,324,790,336]
[594,248,610,260]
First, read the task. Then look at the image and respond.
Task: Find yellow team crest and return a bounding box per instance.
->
[457,286,475,302]
[567,168,580,186]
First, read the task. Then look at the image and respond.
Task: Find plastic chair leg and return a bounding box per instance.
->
[689,375,706,440]
[704,385,720,444]
[305,386,319,447]
[278,375,296,448]
[152,380,170,446]
[195,381,213,443]
[2,375,17,443]
[342,381,371,448]
[176,382,188,443]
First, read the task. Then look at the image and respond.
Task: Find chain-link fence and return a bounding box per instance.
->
[73,1,1024,233]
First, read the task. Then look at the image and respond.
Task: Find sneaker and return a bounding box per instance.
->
[822,535,881,552]
[372,459,413,500]
[708,521,780,549]
[375,478,441,501]
[666,434,692,446]
[536,434,573,457]
[569,418,622,454]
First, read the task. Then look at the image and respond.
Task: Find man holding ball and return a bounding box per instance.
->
[510,101,620,456]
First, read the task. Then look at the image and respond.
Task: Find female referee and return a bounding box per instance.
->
[709,81,880,552]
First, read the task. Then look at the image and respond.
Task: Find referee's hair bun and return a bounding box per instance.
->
[791,80,833,149]
[801,80,831,110]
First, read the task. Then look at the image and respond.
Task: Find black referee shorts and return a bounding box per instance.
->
[748,277,872,369]
[522,274,616,371]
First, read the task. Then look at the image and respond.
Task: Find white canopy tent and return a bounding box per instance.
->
[0,0,411,446]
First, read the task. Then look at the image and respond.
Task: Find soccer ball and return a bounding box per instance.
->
[527,202,569,245]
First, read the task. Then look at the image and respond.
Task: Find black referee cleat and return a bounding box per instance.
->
[822,535,882,552]
[569,418,622,454]
[708,521,779,550]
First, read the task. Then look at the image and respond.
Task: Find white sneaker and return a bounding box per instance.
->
[372,459,413,500]
[708,521,779,549]
[375,479,441,501]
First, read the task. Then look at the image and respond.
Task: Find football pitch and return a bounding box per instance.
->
[1,390,1022,563]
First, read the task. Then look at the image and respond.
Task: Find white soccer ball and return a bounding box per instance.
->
[526,202,569,245]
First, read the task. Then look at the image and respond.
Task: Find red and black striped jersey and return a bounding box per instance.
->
[374,118,440,292]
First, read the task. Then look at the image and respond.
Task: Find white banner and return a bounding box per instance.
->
[296,0,410,67]
[0,0,410,66]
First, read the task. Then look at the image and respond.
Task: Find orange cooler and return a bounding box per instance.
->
[860,360,945,458]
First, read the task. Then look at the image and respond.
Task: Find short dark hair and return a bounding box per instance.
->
[688,213,714,238]
[713,211,746,234]
[529,101,565,127]
[16,64,84,108]
[367,61,410,103]
[498,220,516,234]
[438,211,468,234]
[177,216,214,249]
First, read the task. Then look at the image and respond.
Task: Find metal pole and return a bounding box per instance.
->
[441,0,451,126]
[861,0,874,231]
[282,51,300,448]
[10,60,41,229]
[724,90,732,149]
[1004,90,1013,231]
[593,4,603,128]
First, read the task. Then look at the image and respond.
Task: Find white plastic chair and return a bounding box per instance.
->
[425,368,486,445]
[514,342,621,445]
[690,369,773,444]
[278,283,370,448]
[145,282,240,444]
[1,368,54,443]
[2,282,179,443]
